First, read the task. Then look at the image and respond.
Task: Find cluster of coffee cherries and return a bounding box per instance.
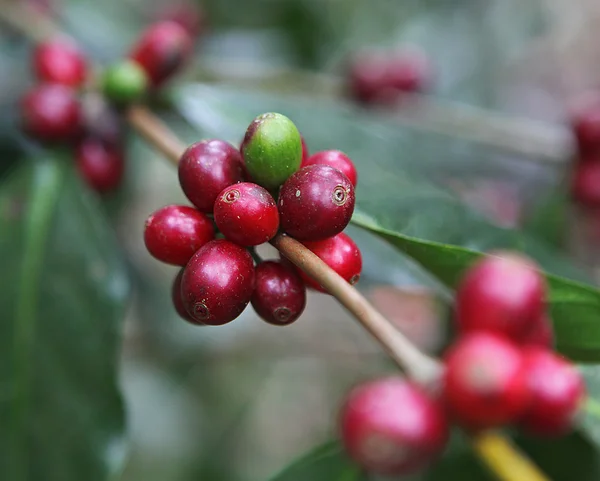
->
[339,252,586,476]
[346,46,432,106]
[143,112,362,326]
[20,20,192,192]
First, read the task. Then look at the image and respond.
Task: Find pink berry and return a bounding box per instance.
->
[387,48,431,94]
[214,182,279,246]
[33,37,87,87]
[572,159,600,207]
[521,314,554,349]
[180,239,255,325]
[303,150,358,186]
[144,205,215,266]
[171,268,201,324]
[75,138,124,193]
[157,3,205,37]
[347,50,393,105]
[340,377,449,475]
[442,332,530,430]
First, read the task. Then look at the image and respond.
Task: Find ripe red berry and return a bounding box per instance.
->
[455,253,545,342]
[298,233,362,293]
[75,138,125,193]
[521,314,554,349]
[251,261,306,326]
[572,93,600,153]
[180,239,255,325]
[340,377,448,476]
[279,165,355,241]
[171,268,201,324]
[129,21,192,87]
[33,37,87,87]
[178,139,245,213]
[21,83,82,142]
[387,48,431,94]
[347,50,393,105]
[303,150,358,187]
[572,159,600,207]
[520,348,585,436]
[144,205,215,266]
[214,182,279,246]
[442,332,530,430]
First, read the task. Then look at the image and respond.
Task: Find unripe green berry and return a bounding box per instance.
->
[101,60,149,105]
[241,112,302,189]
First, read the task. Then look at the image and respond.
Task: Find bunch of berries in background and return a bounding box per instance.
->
[20,20,193,192]
[144,112,362,326]
[339,252,585,476]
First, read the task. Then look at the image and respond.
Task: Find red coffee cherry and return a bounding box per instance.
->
[180,239,255,325]
[75,138,125,193]
[572,159,600,207]
[521,314,554,349]
[178,139,245,213]
[304,150,358,187]
[572,93,600,153]
[144,205,215,266]
[21,83,82,142]
[299,233,362,293]
[33,37,87,87]
[214,182,279,246]
[171,268,200,324]
[251,261,306,326]
[340,377,449,476]
[129,21,192,87]
[279,165,355,241]
[347,50,393,105]
[520,348,585,437]
[386,48,431,94]
[442,332,530,430]
[455,253,545,342]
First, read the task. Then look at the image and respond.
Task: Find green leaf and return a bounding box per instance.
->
[0,156,129,480]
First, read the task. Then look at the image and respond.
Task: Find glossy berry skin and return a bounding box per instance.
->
[144,205,215,266]
[299,233,362,293]
[522,314,554,349]
[178,139,245,213]
[129,21,192,87]
[75,139,125,193]
[304,150,358,187]
[279,165,355,241]
[241,112,303,190]
[572,95,600,153]
[180,239,255,325]
[214,182,279,246]
[520,348,585,436]
[171,268,201,324]
[387,48,431,94]
[572,159,600,207]
[251,261,306,325]
[21,84,82,142]
[442,332,530,430]
[455,253,545,343]
[101,60,148,105]
[33,37,87,87]
[340,377,448,476]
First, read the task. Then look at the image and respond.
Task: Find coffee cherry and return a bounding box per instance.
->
[81,93,125,147]
[75,138,124,193]
[129,21,192,87]
[171,268,200,324]
[522,314,554,349]
[21,83,82,142]
[347,50,392,105]
[180,239,255,325]
[298,233,362,292]
[455,253,545,342]
[33,37,87,87]
[572,94,600,153]
[572,159,600,207]
[340,377,448,475]
[144,205,215,266]
[442,332,529,430]
[303,150,358,187]
[158,3,206,37]
[101,60,148,105]
[387,48,431,94]
[241,112,302,190]
[279,165,355,241]
[214,182,279,246]
[251,261,306,325]
[178,139,245,212]
[520,348,585,436]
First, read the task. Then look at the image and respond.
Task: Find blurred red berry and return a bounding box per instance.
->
[304,150,358,186]
[572,159,600,207]
[75,138,124,193]
[33,37,87,87]
[572,92,600,153]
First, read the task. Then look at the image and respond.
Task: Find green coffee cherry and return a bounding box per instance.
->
[101,60,148,105]
[241,113,302,190]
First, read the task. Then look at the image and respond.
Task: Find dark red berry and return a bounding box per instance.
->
[347,50,393,105]
[180,239,255,325]
[340,377,448,476]
[171,268,201,324]
[144,205,214,266]
[387,48,431,94]
[178,139,245,213]
[251,261,306,326]
[520,348,585,436]
[279,165,355,241]
[298,233,362,293]
[572,93,600,153]
[455,253,545,342]
[33,37,87,87]
[81,93,125,147]
[304,150,358,187]
[214,182,279,246]
[442,332,530,430]
[572,159,600,207]
[129,21,192,87]
[75,138,124,193]
[21,83,82,142]
[522,314,554,349]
